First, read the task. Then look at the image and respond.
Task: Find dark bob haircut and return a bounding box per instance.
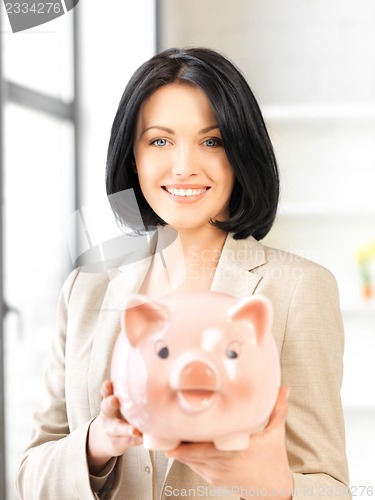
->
[106,47,279,240]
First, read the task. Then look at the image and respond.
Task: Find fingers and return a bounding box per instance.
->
[101,393,121,417]
[87,380,143,470]
[266,386,290,430]
[100,380,114,398]
[99,380,143,440]
[127,426,142,438]
[100,380,122,419]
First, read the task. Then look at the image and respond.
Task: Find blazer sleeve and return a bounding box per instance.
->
[280,264,351,499]
[15,269,115,499]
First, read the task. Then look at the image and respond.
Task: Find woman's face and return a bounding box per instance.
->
[133,83,235,231]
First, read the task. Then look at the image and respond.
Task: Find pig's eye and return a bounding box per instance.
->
[154,340,169,359]
[226,341,241,359]
[158,346,169,359]
[226,349,238,359]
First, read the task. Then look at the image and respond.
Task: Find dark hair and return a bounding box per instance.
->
[105,47,279,240]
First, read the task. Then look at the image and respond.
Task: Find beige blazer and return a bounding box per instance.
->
[16,234,350,499]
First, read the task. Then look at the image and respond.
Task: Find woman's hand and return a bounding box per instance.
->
[165,386,293,500]
[87,380,143,475]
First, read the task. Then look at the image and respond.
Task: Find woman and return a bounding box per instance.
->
[16,48,350,499]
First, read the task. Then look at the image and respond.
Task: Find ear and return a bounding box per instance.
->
[122,294,169,346]
[227,295,272,345]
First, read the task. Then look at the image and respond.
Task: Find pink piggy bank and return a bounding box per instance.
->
[111,291,280,451]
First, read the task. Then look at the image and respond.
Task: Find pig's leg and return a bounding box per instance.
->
[214,433,250,451]
[143,433,180,451]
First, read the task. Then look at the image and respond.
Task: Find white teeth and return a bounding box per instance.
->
[166,187,207,197]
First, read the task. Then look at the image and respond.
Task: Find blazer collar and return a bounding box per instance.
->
[108,228,267,301]
[211,233,266,298]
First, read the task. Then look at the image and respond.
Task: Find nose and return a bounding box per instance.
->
[171,145,198,177]
[178,360,219,390]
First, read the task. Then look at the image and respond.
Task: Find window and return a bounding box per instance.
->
[1,10,76,499]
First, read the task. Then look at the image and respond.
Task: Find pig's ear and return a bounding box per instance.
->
[122,294,169,346]
[227,295,272,345]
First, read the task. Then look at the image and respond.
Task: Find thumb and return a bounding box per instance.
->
[266,386,290,430]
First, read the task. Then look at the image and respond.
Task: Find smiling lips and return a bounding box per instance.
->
[163,186,210,198]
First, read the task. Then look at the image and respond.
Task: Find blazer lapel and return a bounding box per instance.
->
[211,234,266,298]
[87,255,153,416]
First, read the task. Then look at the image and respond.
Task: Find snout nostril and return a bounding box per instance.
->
[178,361,217,389]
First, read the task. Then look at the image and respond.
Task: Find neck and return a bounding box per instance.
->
[154,225,227,290]
[158,224,227,261]
[140,225,229,296]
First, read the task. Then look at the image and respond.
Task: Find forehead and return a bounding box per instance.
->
[135,83,217,131]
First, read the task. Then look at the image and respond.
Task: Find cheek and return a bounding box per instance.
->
[226,166,236,188]
[137,171,150,194]
[137,154,168,186]
[224,376,253,401]
[217,161,235,190]
[137,166,159,199]
[144,350,170,387]
[223,357,254,396]
[219,170,235,209]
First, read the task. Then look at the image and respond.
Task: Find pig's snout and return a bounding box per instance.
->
[173,360,220,413]
[178,361,219,390]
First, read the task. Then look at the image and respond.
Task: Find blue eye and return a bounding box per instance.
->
[152,138,167,147]
[204,138,222,148]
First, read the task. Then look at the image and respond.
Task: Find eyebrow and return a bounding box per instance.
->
[141,124,220,136]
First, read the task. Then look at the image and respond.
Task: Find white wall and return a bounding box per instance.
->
[77,0,156,206]
[158,0,375,488]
